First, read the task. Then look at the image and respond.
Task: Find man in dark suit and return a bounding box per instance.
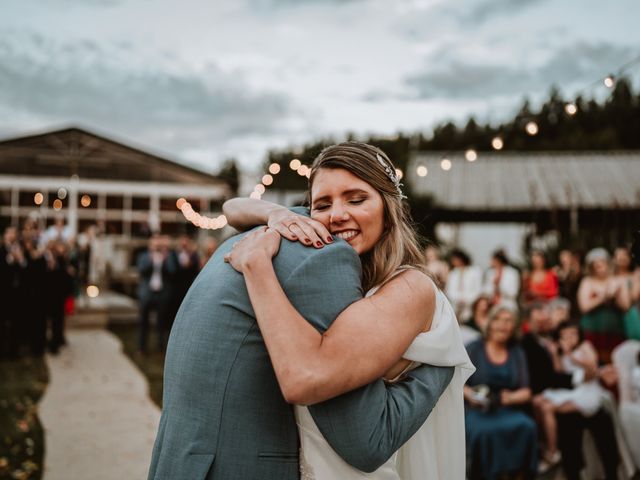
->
[521,302,619,480]
[137,234,177,354]
[1,226,26,359]
[167,234,200,332]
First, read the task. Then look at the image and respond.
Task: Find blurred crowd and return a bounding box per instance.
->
[0,219,218,360]
[0,219,89,358]
[425,244,640,479]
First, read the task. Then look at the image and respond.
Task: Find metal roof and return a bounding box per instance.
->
[408,152,640,211]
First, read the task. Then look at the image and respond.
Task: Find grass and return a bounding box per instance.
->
[107,324,165,408]
[0,356,48,480]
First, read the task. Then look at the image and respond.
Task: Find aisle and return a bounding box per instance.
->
[39,329,161,480]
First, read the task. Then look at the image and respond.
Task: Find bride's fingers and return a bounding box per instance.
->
[293,221,324,248]
[271,224,297,241]
[307,218,333,243]
[288,224,313,246]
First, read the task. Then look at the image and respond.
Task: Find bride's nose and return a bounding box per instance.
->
[330,204,350,224]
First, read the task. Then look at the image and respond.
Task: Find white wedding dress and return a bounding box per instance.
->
[295,274,476,480]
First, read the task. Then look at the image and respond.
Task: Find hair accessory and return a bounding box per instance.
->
[376,153,407,199]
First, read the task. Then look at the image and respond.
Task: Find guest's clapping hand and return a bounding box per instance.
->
[224,227,281,273]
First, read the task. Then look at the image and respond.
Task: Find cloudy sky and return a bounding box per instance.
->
[1,0,638,172]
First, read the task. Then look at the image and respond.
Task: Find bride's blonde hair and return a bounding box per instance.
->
[307,142,426,291]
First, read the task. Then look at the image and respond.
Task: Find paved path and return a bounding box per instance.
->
[39,329,161,480]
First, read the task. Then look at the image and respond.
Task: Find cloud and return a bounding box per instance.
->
[401,41,636,100]
[0,32,295,155]
[461,0,548,24]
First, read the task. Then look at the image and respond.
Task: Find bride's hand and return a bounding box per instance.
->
[224,227,281,273]
[267,208,332,248]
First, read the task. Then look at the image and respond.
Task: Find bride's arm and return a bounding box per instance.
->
[222,198,285,231]
[227,229,435,405]
[223,198,331,246]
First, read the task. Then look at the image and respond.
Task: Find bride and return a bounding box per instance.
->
[223,142,475,479]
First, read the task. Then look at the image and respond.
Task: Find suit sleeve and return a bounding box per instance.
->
[281,243,454,472]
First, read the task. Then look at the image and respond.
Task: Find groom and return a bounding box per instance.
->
[148,221,453,479]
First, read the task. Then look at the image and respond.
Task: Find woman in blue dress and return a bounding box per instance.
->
[464,302,538,479]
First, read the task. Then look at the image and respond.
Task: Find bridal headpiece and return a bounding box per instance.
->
[376,153,407,199]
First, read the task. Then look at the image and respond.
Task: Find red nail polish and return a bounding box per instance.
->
[316,241,322,247]
[326,236,333,243]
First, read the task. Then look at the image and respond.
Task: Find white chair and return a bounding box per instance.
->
[612,340,640,472]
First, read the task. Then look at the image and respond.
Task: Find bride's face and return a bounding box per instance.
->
[310,168,385,255]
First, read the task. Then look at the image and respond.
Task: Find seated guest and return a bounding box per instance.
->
[533,321,607,472]
[613,341,640,469]
[522,250,559,305]
[464,303,538,479]
[521,302,619,480]
[461,295,491,346]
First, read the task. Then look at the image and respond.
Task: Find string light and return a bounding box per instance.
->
[416,165,428,177]
[254,184,266,195]
[604,75,615,88]
[564,103,578,116]
[297,165,309,177]
[34,192,43,205]
[86,285,100,298]
[53,199,63,211]
[81,194,92,207]
[465,149,478,162]
[262,174,273,186]
[57,188,67,199]
[395,168,403,180]
[525,121,539,136]
[177,200,228,230]
[289,159,301,170]
[249,191,262,199]
[491,137,504,150]
[440,158,452,171]
[268,163,281,174]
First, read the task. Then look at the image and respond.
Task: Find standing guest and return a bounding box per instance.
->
[0,226,27,359]
[44,240,73,354]
[521,302,619,480]
[40,216,72,247]
[168,235,200,329]
[578,248,630,364]
[614,246,640,340]
[136,234,176,354]
[22,235,48,356]
[522,250,558,305]
[199,237,218,269]
[464,303,538,479]
[482,249,520,308]
[424,244,449,289]
[446,248,482,323]
[555,249,583,319]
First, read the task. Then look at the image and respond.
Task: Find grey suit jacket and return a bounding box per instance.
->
[148,228,453,480]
